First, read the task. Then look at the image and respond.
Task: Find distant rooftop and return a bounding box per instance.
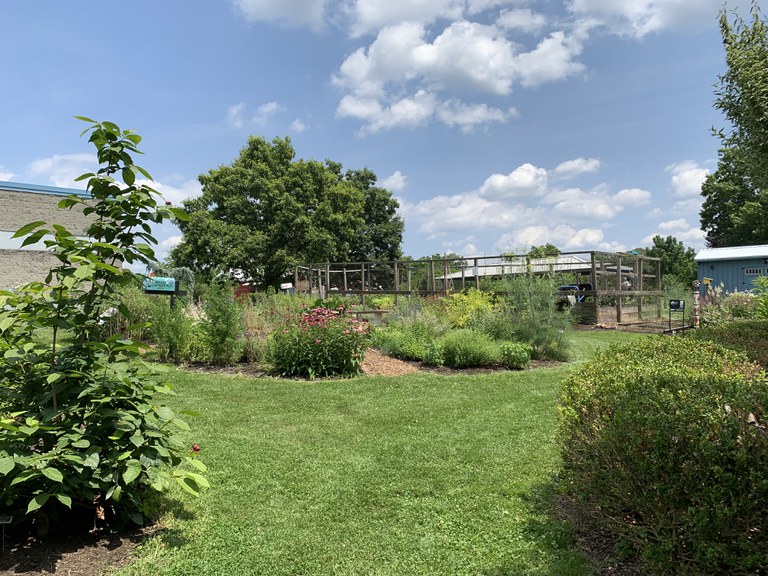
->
[0,180,89,198]
[695,244,768,262]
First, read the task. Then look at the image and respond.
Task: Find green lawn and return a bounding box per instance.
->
[119,330,642,576]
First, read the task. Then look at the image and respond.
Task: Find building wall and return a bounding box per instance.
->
[698,257,768,295]
[0,182,91,289]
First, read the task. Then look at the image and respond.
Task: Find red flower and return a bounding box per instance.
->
[192,443,201,453]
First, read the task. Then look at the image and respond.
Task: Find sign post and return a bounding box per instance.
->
[143,276,187,308]
[668,299,686,331]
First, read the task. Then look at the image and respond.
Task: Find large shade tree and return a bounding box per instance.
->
[701,1,768,247]
[171,136,403,289]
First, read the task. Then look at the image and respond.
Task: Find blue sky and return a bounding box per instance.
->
[0,0,751,261]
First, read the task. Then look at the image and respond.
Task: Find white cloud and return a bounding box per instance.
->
[26,153,94,189]
[290,118,308,133]
[642,218,705,247]
[347,0,466,37]
[545,186,624,220]
[0,166,15,181]
[497,9,548,33]
[477,163,548,199]
[495,225,605,252]
[436,99,516,131]
[666,160,709,197]
[614,187,652,205]
[252,101,285,124]
[139,179,202,206]
[514,30,585,87]
[553,157,601,179]
[339,90,437,134]
[566,0,747,37]
[333,17,586,132]
[380,170,407,192]
[232,0,326,29]
[227,102,246,128]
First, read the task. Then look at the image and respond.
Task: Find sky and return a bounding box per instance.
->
[0,0,754,262]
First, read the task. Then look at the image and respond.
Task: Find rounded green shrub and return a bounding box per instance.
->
[438,329,501,368]
[499,341,532,369]
[557,336,768,574]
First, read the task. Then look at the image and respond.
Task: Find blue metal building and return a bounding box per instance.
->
[695,244,768,296]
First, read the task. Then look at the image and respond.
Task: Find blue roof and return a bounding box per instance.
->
[695,244,768,262]
[0,180,89,198]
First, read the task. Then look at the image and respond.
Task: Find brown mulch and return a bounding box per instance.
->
[0,523,161,576]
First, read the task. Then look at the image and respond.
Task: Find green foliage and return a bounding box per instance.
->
[370,297,451,361]
[558,336,767,574]
[685,319,768,369]
[645,235,697,286]
[171,137,403,289]
[438,329,501,368]
[0,118,206,526]
[268,307,370,378]
[201,283,244,366]
[754,275,768,319]
[527,243,561,258]
[147,298,198,364]
[702,2,768,247]
[444,288,496,328]
[494,273,572,361]
[499,341,532,369]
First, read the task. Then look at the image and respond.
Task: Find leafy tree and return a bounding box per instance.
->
[527,243,561,258]
[0,118,207,527]
[701,2,768,247]
[645,235,697,286]
[171,137,403,290]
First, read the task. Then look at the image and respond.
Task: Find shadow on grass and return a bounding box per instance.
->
[486,477,641,576]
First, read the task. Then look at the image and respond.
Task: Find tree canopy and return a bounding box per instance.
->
[644,235,697,286]
[701,1,768,247]
[170,136,404,289]
[527,243,561,258]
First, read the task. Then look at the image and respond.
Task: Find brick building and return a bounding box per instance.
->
[0,180,91,289]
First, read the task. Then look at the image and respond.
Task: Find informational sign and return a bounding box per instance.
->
[143,276,176,294]
[669,299,685,311]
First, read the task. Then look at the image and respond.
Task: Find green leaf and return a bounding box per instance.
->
[56,494,72,509]
[122,167,136,186]
[156,406,174,421]
[46,373,62,385]
[71,439,90,449]
[74,115,97,123]
[27,493,51,513]
[20,229,48,247]
[122,460,142,485]
[41,467,64,483]
[0,457,15,475]
[83,450,100,469]
[175,476,201,496]
[12,221,47,238]
[188,458,207,473]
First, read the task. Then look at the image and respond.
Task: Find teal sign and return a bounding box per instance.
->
[143,276,176,293]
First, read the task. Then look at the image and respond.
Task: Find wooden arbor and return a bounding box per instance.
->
[295,251,663,325]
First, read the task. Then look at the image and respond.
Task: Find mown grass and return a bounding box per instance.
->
[118,330,643,576]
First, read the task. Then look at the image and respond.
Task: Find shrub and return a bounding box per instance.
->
[493,273,572,361]
[370,328,425,361]
[438,329,501,368]
[444,288,496,328]
[201,283,244,366]
[499,341,532,369]
[754,275,768,320]
[147,297,197,363]
[557,336,767,574]
[0,118,206,527]
[685,319,768,369]
[268,307,369,378]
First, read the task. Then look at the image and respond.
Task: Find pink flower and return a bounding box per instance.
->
[315,339,321,343]
[192,444,201,453]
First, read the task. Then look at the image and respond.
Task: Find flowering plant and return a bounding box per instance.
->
[268,307,370,379]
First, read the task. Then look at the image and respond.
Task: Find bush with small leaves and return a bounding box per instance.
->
[558,336,768,574]
[499,341,532,369]
[438,329,501,368]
